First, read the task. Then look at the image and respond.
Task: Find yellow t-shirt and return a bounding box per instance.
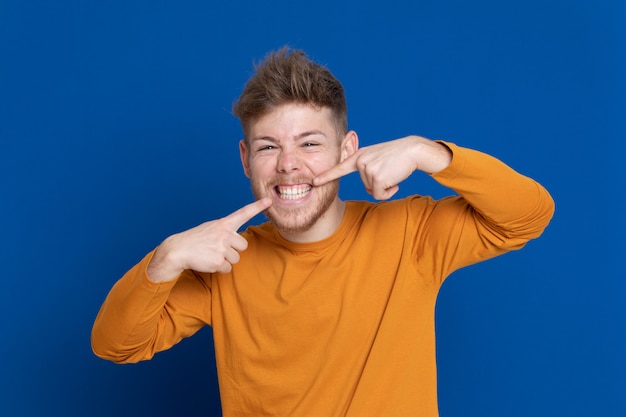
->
[92,142,554,417]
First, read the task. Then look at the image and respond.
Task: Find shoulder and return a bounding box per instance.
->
[348,195,437,212]
[346,196,439,226]
[241,221,274,242]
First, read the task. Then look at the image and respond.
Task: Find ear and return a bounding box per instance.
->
[340,130,359,162]
[239,140,251,178]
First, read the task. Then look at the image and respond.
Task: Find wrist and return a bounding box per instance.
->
[409,136,452,174]
[146,241,184,283]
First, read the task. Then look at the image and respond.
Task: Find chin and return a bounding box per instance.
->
[265,207,318,234]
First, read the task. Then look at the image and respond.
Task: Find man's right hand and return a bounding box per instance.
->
[146,198,272,283]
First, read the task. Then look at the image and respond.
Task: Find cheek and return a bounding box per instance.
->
[248,156,275,175]
[307,153,342,175]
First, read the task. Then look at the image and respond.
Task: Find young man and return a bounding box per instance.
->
[92,48,554,416]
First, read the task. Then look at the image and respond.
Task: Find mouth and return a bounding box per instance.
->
[274,184,312,200]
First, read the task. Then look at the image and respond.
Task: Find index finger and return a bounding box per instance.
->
[313,155,358,186]
[223,198,272,230]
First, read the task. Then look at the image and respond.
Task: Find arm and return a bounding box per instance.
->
[91,198,272,363]
[423,140,554,278]
[314,135,554,270]
[91,253,210,363]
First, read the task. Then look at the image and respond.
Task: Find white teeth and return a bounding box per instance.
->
[277,185,312,200]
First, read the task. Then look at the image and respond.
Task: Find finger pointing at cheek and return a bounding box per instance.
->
[224,197,273,231]
[313,155,358,186]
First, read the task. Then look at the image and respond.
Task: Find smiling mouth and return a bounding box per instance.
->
[275,184,312,200]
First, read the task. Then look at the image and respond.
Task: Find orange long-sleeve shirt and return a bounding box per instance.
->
[92,142,554,417]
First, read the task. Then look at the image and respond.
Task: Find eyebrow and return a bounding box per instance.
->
[250,130,327,143]
[297,130,327,140]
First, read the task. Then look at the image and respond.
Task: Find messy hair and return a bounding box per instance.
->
[233,47,347,139]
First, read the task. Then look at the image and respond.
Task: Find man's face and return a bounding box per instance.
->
[240,103,356,237]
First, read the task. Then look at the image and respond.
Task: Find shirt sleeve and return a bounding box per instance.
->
[415,141,555,284]
[91,250,212,363]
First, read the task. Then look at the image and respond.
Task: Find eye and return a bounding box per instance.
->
[303,142,319,148]
[257,145,276,151]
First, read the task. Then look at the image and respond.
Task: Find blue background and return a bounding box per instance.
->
[1,0,624,416]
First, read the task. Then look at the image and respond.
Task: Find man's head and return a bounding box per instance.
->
[234,48,358,242]
[233,47,348,141]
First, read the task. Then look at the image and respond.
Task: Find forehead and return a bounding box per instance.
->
[248,103,337,141]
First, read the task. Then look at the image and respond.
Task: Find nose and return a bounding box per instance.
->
[276,149,301,173]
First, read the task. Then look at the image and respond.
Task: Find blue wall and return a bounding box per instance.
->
[1,1,624,416]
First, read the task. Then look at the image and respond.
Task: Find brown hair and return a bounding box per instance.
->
[233,47,347,139]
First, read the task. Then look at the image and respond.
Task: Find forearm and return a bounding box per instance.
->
[432,141,555,240]
[91,250,178,363]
